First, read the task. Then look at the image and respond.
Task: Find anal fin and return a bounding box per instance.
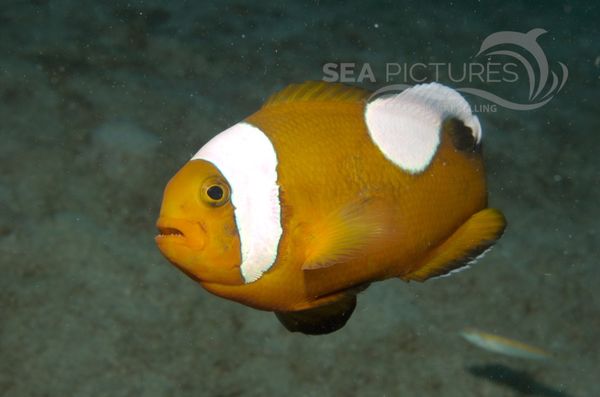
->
[404,208,506,282]
[275,294,357,335]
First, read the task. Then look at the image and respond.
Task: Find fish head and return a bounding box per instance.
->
[155,159,243,286]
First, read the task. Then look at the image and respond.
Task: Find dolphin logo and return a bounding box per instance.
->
[458,29,568,110]
[365,29,568,112]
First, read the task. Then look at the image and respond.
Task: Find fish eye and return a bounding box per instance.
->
[200,178,230,207]
[207,185,223,200]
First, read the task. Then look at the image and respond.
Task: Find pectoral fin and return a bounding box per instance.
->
[301,200,384,270]
[275,294,357,335]
[404,208,506,282]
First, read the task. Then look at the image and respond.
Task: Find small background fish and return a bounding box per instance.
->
[461,328,552,360]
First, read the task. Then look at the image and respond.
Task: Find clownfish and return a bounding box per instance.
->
[155,81,506,335]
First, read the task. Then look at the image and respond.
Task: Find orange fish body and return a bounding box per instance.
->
[156,82,505,334]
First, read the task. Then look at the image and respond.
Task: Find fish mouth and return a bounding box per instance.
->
[157,226,185,238]
[155,218,186,244]
[155,217,205,250]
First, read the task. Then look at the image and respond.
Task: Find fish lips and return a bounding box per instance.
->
[155,217,206,250]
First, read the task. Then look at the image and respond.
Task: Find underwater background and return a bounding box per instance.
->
[1,0,598,396]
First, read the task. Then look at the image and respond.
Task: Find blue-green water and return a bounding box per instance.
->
[1,1,598,396]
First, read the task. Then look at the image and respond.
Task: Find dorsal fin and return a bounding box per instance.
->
[263,81,370,108]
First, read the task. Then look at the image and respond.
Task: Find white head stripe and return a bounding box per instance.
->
[365,83,482,174]
[192,122,282,283]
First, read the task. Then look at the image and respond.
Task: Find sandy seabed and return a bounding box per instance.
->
[0,1,598,396]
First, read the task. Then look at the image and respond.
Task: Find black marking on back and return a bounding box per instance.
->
[443,117,479,153]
